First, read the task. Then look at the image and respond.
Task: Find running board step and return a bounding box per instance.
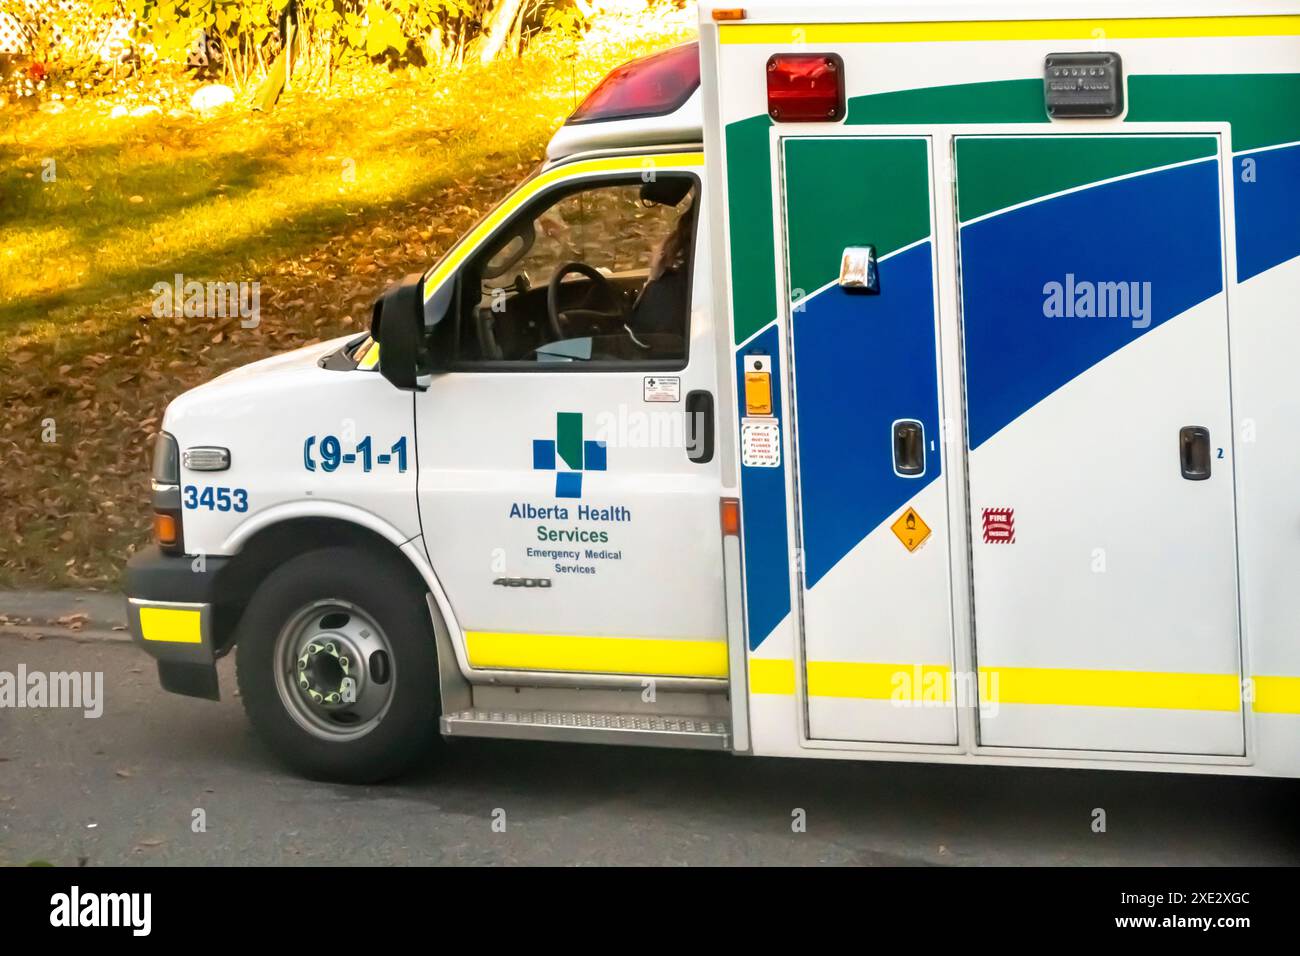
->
[440,709,731,751]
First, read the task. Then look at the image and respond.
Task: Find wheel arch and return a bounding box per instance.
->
[211,511,459,658]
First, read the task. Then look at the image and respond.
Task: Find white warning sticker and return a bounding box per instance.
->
[643,375,681,403]
[741,418,781,468]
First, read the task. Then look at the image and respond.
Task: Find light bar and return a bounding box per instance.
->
[568,42,700,125]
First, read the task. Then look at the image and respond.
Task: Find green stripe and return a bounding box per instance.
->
[557,412,583,470]
[783,137,931,297]
[1127,74,1300,152]
[726,115,778,345]
[725,72,1300,348]
[847,78,1048,125]
[955,135,1219,222]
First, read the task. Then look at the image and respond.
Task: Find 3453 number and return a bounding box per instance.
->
[183,485,249,512]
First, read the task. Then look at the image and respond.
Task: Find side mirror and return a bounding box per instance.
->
[371,273,426,390]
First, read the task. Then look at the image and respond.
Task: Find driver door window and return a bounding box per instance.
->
[460,176,697,367]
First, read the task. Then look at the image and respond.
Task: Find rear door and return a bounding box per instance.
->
[955,133,1244,755]
[779,136,957,744]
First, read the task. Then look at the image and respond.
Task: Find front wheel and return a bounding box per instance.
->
[235,546,440,782]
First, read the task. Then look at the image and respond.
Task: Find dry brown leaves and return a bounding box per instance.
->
[0,165,530,588]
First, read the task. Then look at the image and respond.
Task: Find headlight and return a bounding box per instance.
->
[152,431,180,486]
[150,432,183,554]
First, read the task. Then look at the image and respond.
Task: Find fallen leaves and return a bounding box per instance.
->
[0,37,691,588]
[0,164,528,588]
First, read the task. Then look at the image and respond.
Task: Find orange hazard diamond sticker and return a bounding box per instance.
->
[891,507,931,553]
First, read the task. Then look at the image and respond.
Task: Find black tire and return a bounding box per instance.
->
[234,546,440,783]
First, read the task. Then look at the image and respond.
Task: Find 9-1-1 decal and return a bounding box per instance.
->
[303,435,409,473]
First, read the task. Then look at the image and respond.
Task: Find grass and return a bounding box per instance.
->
[0,24,695,588]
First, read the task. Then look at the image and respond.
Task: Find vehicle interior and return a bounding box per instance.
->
[456,175,697,365]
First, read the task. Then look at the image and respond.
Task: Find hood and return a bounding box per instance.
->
[207,334,359,386]
[163,334,362,432]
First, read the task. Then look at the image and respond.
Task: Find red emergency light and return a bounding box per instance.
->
[568,42,701,125]
[766,53,845,122]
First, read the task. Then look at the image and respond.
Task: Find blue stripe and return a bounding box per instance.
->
[961,159,1225,451]
[791,241,943,588]
[735,324,791,650]
[1233,142,1300,283]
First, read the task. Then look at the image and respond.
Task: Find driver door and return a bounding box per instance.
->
[415,154,728,683]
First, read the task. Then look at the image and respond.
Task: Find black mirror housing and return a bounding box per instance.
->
[371,273,426,390]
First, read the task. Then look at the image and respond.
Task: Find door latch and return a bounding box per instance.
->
[893,419,925,477]
[1179,425,1211,480]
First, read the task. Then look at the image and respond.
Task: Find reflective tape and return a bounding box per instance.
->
[465,630,726,678]
[746,660,1300,713]
[720,16,1300,45]
[138,607,203,644]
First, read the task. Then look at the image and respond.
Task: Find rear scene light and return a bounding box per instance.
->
[767,53,845,122]
[568,42,700,125]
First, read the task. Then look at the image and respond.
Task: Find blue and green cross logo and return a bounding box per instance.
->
[533,412,606,498]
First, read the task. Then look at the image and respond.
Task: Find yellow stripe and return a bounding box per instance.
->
[1253,676,1300,714]
[749,657,796,695]
[748,660,1300,713]
[720,15,1300,45]
[465,630,726,678]
[981,666,1240,711]
[138,607,202,644]
[423,151,705,302]
[808,661,952,701]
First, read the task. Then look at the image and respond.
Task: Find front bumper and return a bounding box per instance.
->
[125,546,231,701]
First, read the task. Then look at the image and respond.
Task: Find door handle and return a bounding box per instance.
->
[686,390,714,464]
[1179,425,1211,480]
[893,419,925,477]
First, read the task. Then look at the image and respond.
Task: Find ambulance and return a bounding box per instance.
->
[126,0,1300,782]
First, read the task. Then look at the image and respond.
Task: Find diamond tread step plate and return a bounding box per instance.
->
[440,709,732,750]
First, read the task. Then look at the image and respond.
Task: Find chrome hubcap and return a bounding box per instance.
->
[273,600,395,741]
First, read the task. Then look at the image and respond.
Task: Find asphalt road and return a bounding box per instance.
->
[2,632,1298,866]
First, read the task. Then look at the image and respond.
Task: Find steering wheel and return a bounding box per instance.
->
[547,261,626,341]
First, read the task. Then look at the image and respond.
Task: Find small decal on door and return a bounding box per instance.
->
[982,507,1016,544]
[643,375,681,403]
[741,418,781,467]
[891,506,931,553]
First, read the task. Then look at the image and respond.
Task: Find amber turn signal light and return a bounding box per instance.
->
[153,512,178,547]
[721,498,741,536]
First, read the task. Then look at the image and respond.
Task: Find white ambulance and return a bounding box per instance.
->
[127,0,1300,782]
